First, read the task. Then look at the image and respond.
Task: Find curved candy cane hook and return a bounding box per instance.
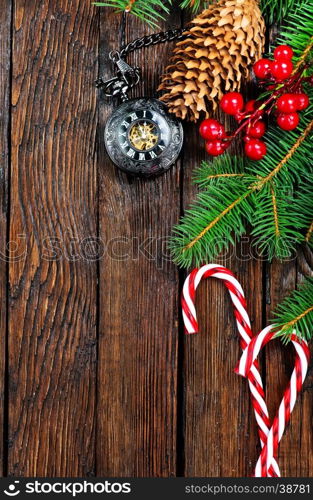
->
[182,264,309,477]
[236,329,310,477]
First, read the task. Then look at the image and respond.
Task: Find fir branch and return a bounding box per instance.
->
[95,0,313,30]
[250,183,312,260]
[183,190,250,249]
[250,117,313,188]
[294,36,313,74]
[273,278,313,341]
[170,100,313,267]
[261,0,298,24]
[272,0,313,67]
[193,155,246,188]
[170,155,255,267]
[93,0,172,28]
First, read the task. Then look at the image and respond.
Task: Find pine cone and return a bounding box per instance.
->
[158,0,265,122]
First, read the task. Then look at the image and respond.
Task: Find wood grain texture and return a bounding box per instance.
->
[264,253,313,477]
[0,0,12,478]
[97,9,181,477]
[0,1,310,478]
[264,259,298,477]
[8,0,98,476]
[181,119,264,477]
[296,248,313,477]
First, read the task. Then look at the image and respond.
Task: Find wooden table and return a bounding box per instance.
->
[0,0,312,477]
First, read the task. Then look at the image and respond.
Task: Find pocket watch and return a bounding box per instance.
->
[96,29,186,177]
[104,97,183,176]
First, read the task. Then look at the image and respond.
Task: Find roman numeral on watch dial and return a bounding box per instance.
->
[126,148,136,158]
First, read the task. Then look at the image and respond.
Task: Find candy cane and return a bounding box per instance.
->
[236,329,310,477]
[182,264,309,477]
[182,264,278,476]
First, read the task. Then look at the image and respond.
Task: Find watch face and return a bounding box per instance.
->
[128,119,159,152]
[104,98,183,176]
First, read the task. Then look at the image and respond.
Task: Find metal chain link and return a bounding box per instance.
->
[117,27,187,60]
[96,27,188,99]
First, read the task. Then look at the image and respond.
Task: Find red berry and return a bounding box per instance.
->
[220,92,244,115]
[277,112,299,130]
[296,93,310,111]
[271,59,293,81]
[277,93,299,113]
[253,59,272,79]
[205,140,227,156]
[246,120,266,138]
[245,99,257,113]
[274,45,294,61]
[243,135,252,143]
[245,139,267,161]
[199,119,226,140]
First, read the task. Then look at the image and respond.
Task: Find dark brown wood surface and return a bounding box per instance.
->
[8,0,98,476]
[0,0,311,477]
[97,8,181,477]
[0,0,12,478]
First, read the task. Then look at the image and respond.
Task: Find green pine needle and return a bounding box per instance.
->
[170,0,313,268]
[179,0,209,12]
[93,0,172,28]
[245,97,313,187]
[273,278,313,342]
[193,155,246,189]
[250,183,313,260]
[169,155,255,268]
[270,0,313,67]
[94,0,313,30]
[261,0,299,25]
[170,88,313,268]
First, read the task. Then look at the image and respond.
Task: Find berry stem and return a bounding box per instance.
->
[226,66,308,145]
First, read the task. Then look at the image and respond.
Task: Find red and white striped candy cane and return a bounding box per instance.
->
[182,264,279,476]
[236,328,310,477]
[181,264,309,477]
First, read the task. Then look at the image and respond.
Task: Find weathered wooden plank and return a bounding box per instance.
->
[8,0,98,476]
[182,120,264,476]
[296,248,313,477]
[0,0,12,477]
[264,260,297,477]
[292,367,313,477]
[263,250,313,477]
[97,9,181,476]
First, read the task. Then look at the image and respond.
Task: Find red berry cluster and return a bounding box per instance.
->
[199,119,228,156]
[199,45,311,161]
[200,93,267,160]
[221,93,267,160]
[253,45,294,81]
[253,45,310,131]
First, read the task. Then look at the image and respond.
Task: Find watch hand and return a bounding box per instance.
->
[138,125,147,139]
